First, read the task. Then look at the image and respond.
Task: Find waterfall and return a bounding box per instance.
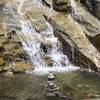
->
[4,0,79,74]
[70,0,77,13]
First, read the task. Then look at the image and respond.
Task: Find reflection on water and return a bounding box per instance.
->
[0,71,100,100]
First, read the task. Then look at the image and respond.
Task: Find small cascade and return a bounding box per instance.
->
[3,0,79,74]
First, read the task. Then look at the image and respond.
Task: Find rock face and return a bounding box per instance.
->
[93,0,100,20]
[0,24,33,73]
[44,0,100,71]
[52,24,98,71]
[81,0,100,20]
[0,1,34,73]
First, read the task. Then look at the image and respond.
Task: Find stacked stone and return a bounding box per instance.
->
[46,73,59,97]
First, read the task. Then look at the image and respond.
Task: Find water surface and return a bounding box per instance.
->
[0,71,100,100]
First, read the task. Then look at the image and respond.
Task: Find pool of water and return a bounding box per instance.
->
[0,71,100,100]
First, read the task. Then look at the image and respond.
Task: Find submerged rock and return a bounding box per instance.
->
[2,71,14,77]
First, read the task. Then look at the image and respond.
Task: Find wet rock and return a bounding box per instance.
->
[16,51,29,61]
[44,0,100,71]
[0,43,4,53]
[43,56,54,66]
[52,0,70,11]
[93,0,100,20]
[40,42,49,53]
[42,0,51,7]
[11,61,33,73]
[33,20,48,33]
[81,0,100,20]
[3,52,13,63]
[81,0,93,11]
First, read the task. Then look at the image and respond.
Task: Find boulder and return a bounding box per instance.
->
[43,56,54,66]
[43,0,100,71]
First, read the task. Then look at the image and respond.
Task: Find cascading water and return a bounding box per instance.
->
[4,0,79,74]
[70,0,77,13]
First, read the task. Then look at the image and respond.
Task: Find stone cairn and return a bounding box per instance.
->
[45,73,59,97]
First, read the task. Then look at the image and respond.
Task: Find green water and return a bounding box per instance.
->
[0,71,100,100]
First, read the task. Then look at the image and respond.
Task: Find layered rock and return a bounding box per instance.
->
[0,24,33,73]
[81,0,100,20]
[43,0,100,71]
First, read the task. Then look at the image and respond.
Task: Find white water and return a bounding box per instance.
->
[69,0,78,19]
[4,0,79,74]
[70,0,77,13]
